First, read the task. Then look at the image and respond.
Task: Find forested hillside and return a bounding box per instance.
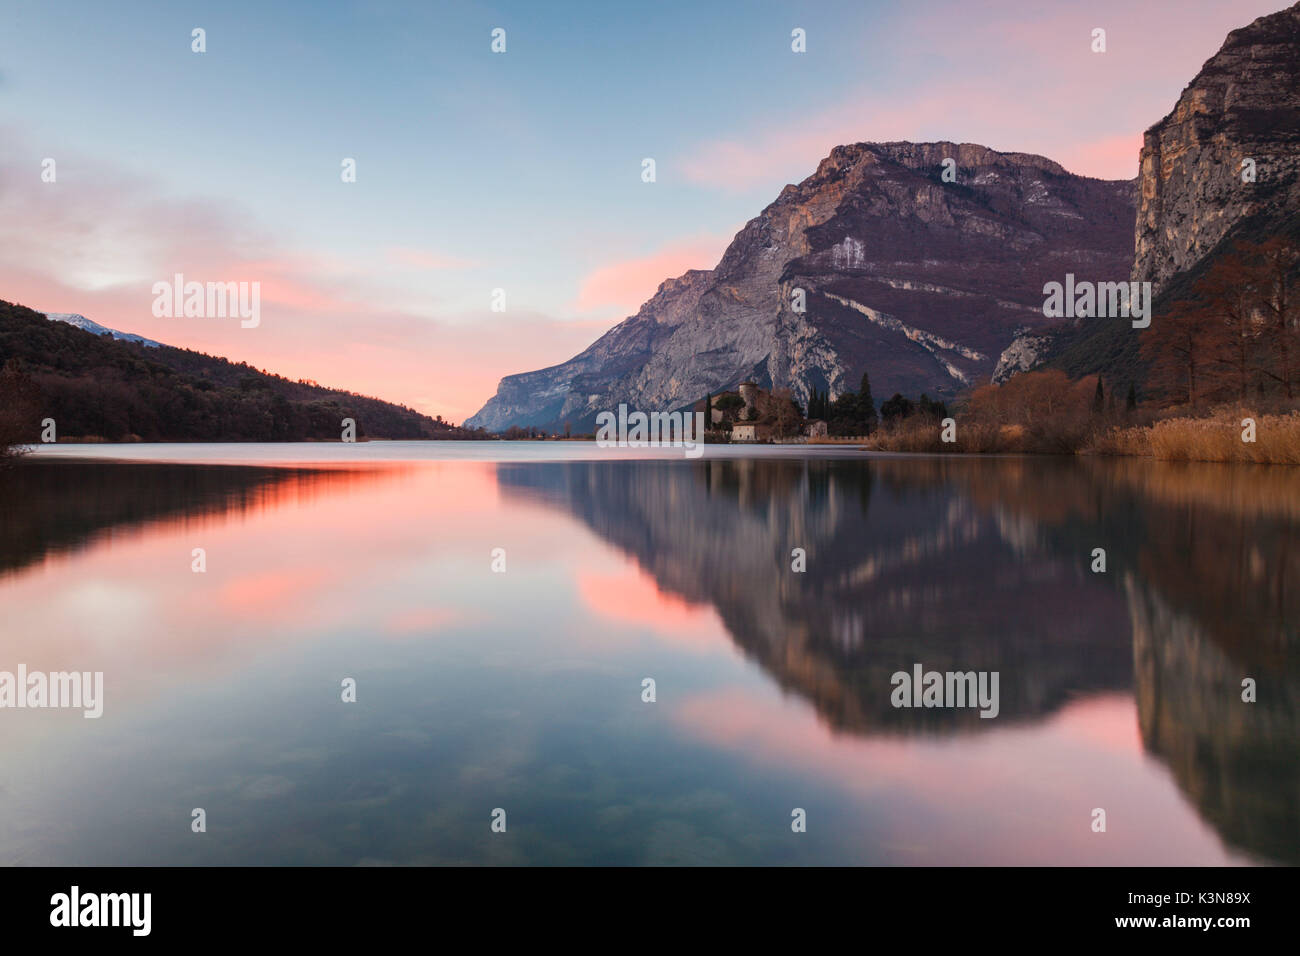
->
[0,299,481,442]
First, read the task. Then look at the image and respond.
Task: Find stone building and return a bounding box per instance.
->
[731,422,773,442]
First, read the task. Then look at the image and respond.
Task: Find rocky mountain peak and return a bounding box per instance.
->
[1000,2,1300,391]
[467,141,1135,433]
[1134,1,1300,287]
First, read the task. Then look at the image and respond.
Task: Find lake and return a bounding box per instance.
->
[1,442,1295,865]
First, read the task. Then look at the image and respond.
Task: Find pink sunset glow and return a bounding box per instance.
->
[2,0,1281,424]
[671,687,1249,865]
[573,234,733,314]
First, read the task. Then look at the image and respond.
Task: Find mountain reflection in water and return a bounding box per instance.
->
[498,456,1299,863]
[0,451,1294,865]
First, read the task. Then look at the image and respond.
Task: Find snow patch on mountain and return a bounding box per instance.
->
[44,313,163,348]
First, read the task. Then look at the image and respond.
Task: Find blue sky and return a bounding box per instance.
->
[0,0,1283,419]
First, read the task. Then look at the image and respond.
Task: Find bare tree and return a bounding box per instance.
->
[1253,238,1299,399]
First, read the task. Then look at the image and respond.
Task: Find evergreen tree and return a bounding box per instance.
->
[913,393,947,421]
[1092,378,1105,415]
[1125,382,1137,412]
[858,372,878,431]
[880,393,915,424]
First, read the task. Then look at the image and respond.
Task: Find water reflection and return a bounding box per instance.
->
[499,456,1300,863]
[0,461,380,579]
[499,458,1136,733]
[0,451,1294,865]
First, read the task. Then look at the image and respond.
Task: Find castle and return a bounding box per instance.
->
[697,382,820,442]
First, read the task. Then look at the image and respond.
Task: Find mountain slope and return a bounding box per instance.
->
[44,312,164,348]
[1037,1,1300,387]
[0,299,475,441]
[469,142,1135,432]
[1133,1,1300,287]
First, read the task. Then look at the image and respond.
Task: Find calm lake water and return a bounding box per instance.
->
[1,443,1296,865]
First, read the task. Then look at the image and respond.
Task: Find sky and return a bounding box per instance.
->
[0,0,1286,422]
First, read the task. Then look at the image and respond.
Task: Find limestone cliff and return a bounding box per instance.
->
[1133,2,1300,288]
[1006,3,1300,388]
[469,142,1134,432]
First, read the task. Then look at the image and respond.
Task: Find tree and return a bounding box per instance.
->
[0,298,482,442]
[1092,378,1105,416]
[1140,238,1299,406]
[1141,296,1225,408]
[0,359,41,463]
[967,369,1098,450]
[770,388,801,437]
[1253,237,1299,399]
[916,393,947,420]
[857,372,878,432]
[1200,247,1264,401]
[880,393,915,425]
[969,369,1078,427]
[808,385,837,421]
[1125,382,1137,413]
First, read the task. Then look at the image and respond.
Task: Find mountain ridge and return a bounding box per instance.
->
[1032,1,1300,388]
[0,299,477,442]
[44,312,165,349]
[469,140,1135,432]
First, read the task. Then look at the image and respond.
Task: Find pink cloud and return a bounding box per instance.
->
[1066,133,1147,181]
[0,139,606,424]
[573,234,731,313]
[575,566,722,647]
[671,686,1244,864]
[677,0,1275,191]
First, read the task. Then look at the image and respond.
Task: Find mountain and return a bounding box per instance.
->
[0,298,477,442]
[1032,1,1300,388]
[0,460,369,576]
[1133,2,1300,287]
[468,142,1136,432]
[44,312,164,349]
[498,458,1134,732]
[497,455,1299,862]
